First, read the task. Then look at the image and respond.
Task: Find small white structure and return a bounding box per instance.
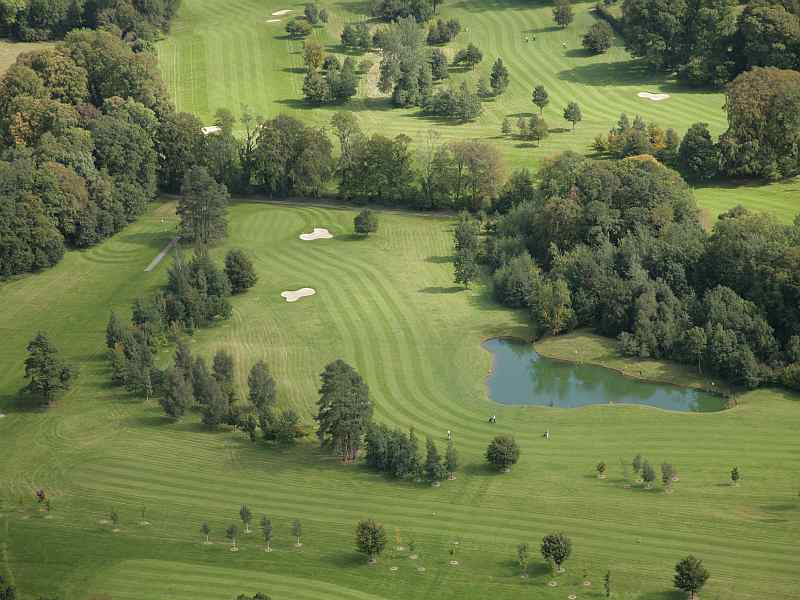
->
[201,126,222,136]
[638,92,670,102]
[281,288,316,302]
[272,9,293,15]
[266,18,281,22]
[299,228,333,241]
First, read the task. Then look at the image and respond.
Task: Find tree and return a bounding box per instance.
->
[641,460,656,488]
[661,463,676,490]
[532,85,549,114]
[226,524,239,549]
[604,570,611,597]
[540,532,572,571]
[683,326,707,373]
[490,57,509,95]
[454,43,483,69]
[501,118,511,135]
[292,519,302,546]
[596,461,607,478]
[303,38,325,71]
[477,77,492,99]
[354,208,379,235]
[160,367,193,419]
[106,311,125,349]
[632,453,643,474]
[286,17,312,38]
[529,277,574,335]
[430,48,449,81]
[679,123,719,181]
[201,521,210,544]
[674,555,710,600]
[453,244,479,288]
[553,0,574,28]
[240,504,252,534]
[486,435,520,471]
[517,543,530,577]
[719,67,800,179]
[563,102,582,130]
[201,377,228,430]
[316,360,373,462]
[177,165,229,246]
[261,515,273,551]
[304,2,321,24]
[24,332,75,404]
[249,361,277,433]
[110,510,119,529]
[225,249,257,294]
[355,519,388,563]
[730,466,740,486]
[212,349,236,405]
[425,436,446,483]
[528,115,549,146]
[445,439,458,479]
[583,21,613,53]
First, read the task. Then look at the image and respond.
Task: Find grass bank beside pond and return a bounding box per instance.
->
[534,329,733,396]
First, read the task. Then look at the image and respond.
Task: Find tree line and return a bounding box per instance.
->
[0,0,179,44]
[472,150,800,391]
[620,0,800,87]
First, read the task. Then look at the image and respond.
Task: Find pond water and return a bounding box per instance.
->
[483,338,726,413]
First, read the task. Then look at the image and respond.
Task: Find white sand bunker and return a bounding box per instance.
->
[272,9,293,15]
[299,228,333,241]
[266,18,281,22]
[281,288,316,302]
[638,91,670,102]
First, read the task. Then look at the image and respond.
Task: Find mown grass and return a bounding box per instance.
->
[155,0,800,223]
[1,201,799,600]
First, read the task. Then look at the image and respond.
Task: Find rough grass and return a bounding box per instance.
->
[156,0,798,223]
[1,201,799,600]
[0,39,55,75]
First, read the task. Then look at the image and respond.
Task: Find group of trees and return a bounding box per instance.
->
[0,0,180,43]
[0,29,168,277]
[426,17,460,44]
[370,0,435,22]
[104,247,257,399]
[23,332,75,406]
[286,5,329,40]
[597,67,800,180]
[481,150,800,390]
[332,113,505,210]
[364,426,459,483]
[302,46,360,105]
[621,0,800,87]
[582,20,614,54]
[593,112,681,165]
[630,454,678,491]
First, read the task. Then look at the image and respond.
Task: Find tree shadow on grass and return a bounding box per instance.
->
[639,591,683,600]
[462,462,500,477]
[549,127,571,134]
[522,24,561,35]
[508,112,534,119]
[282,66,306,74]
[335,233,368,242]
[558,58,664,87]
[419,286,464,294]
[327,550,368,569]
[450,0,552,13]
[565,48,593,59]
[426,255,452,264]
[117,231,173,252]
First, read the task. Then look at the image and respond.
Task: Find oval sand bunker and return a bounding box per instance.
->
[299,228,333,241]
[638,92,670,102]
[281,288,316,302]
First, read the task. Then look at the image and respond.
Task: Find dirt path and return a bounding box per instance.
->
[144,237,178,272]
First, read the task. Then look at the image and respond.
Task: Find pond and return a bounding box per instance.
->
[483,338,727,413]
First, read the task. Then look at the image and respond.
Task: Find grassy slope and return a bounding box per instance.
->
[0,39,55,75]
[1,201,799,600]
[155,0,800,223]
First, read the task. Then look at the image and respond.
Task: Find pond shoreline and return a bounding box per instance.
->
[482,333,732,412]
[532,331,734,404]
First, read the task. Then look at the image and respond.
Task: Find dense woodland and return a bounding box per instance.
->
[0,0,180,43]
[478,153,800,391]
[614,0,800,87]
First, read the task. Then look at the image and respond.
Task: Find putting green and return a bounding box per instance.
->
[1,201,798,599]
